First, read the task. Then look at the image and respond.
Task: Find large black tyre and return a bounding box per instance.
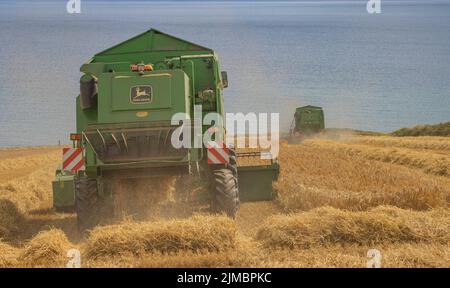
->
[212,148,239,218]
[226,148,238,176]
[75,176,99,234]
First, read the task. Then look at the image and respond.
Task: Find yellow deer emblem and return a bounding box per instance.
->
[135,87,149,98]
[132,86,151,103]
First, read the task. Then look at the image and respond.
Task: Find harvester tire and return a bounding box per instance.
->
[212,167,239,219]
[227,149,238,176]
[75,176,99,234]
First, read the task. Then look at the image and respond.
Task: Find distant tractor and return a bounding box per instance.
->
[52,29,279,232]
[289,105,325,141]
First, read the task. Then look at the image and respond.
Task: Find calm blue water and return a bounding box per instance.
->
[0,1,449,147]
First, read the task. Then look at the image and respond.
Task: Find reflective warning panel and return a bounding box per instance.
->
[62,148,85,173]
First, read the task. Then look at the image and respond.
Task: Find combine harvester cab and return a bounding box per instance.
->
[52,29,279,231]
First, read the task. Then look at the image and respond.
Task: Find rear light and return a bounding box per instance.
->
[131,63,153,72]
[130,64,139,71]
[70,133,81,141]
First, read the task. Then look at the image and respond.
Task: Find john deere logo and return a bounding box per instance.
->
[131,86,152,103]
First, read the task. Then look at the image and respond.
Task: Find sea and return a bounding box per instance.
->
[0,0,449,146]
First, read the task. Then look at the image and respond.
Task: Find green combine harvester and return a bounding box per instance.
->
[289,105,325,141]
[52,29,279,232]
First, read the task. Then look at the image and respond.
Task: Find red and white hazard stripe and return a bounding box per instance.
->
[207,141,230,164]
[62,148,85,173]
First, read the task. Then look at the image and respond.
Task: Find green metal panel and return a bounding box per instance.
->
[79,29,221,116]
[96,70,190,124]
[111,75,171,111]
[238,163,280,202]
[52,173,75,209]
[94,29,211,57]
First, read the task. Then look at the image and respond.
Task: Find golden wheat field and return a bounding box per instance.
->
[1,134,450,268]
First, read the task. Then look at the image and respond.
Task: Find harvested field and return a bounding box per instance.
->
[0,147,60,211]
[353,136,450,153]
[19,229,72,267]
[0,241,20,268]
[256,206,450,248]
[87,250,252,268]
[1,135,450,267]
[275,141,450,211]
[84,215,237,260]
[306,140,450,177]
[254,243,450,268]
[0,198,24,239]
